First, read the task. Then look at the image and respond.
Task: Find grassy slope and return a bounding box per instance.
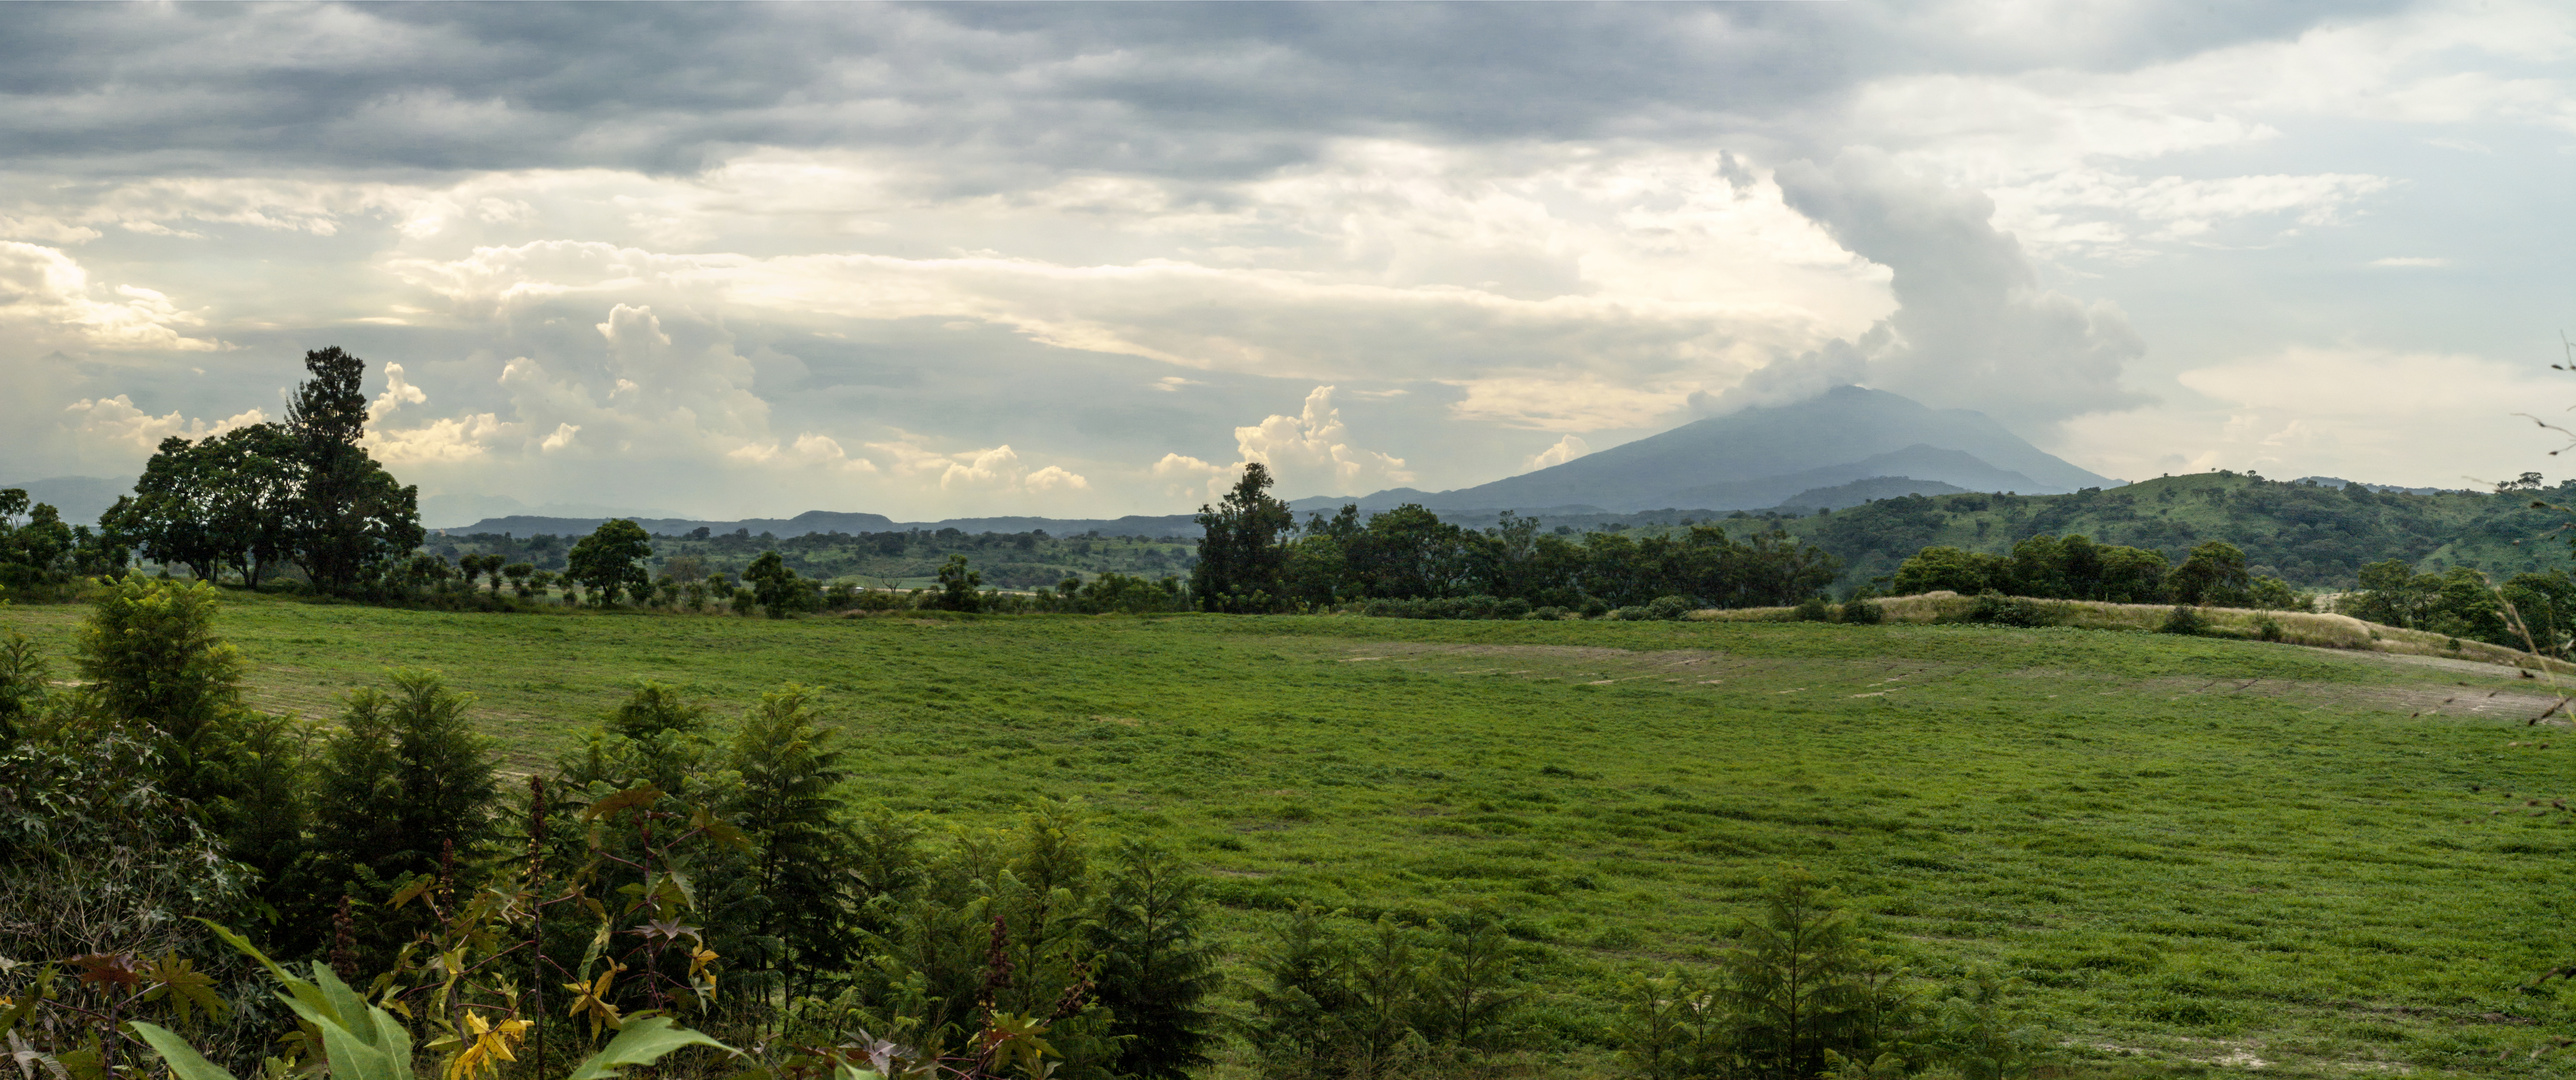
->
[9,595,2576,1076]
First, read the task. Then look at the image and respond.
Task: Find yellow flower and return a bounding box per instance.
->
[442,1010,532,1080]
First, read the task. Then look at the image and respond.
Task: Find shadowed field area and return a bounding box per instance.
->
[9,594,2576,1077]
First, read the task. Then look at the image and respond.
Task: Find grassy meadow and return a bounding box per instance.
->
[9,594,2576,1077]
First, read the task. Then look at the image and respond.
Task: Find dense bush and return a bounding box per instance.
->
[1362,594,1531,620]
[2341,559,2576,655]
[1890,535,2307,612]
[1957,592,2059,628]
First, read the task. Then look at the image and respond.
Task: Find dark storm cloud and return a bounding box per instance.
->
[0,1,2401,179]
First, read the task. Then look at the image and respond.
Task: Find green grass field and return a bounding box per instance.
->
[9,594,2576,1077]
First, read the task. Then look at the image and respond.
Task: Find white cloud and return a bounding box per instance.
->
[1526,434,1590,470]
[1151,453,1234,502]
[1231,385,1412,498]
[0,242,223,351]
[0,216,102,245]
[371,362,429,418]
[369,412,505,464]
[865,435,1089,495]
[63,395,267,456]
[729,432,881,474]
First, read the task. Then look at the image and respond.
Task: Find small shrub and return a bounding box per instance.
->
[1840,597,1884,625]
[1963,591,2056,628]
[2159,605,2206,636]
[2255,615,2284,642]
[1580,598,1610,619]
[1527,605,1569,621]
[1646,595,1696,620]
[1794,597,1833,622]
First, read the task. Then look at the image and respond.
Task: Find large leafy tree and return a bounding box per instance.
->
[566,519,653,605]
[1192,463,1297,613]
[285,347,423,593]
[114,425,304,587]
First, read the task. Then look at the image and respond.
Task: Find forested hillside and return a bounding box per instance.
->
[1763,471,2568,589]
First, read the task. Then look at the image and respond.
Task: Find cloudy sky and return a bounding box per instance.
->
[3,2,2570,522]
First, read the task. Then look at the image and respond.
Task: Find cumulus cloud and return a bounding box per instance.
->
[1526,434,1590,470]
[1153,386,1415,501]
[371,363,429,418]
[863,436,1090,495]
[1232,386,1412,497]
[64,395,267,456]
[1774,150,2150,426]
[0,242,222,351]
[728,432,880,474]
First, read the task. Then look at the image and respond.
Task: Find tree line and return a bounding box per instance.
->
[1887,536,2305,610]
[1189,466,1842,617]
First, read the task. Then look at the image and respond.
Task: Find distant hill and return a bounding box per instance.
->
[1298,386,2113,514]
[1772,475,1972,511]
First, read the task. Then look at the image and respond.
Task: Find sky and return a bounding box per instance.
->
[1,1,2571,523]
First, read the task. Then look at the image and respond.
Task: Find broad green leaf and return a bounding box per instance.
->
[128,1021,243,1080]
[562,1016,731,1080]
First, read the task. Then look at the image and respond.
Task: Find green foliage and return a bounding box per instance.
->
[1091,839,1222,1080]
[1797,472,2576,590]
[113,424,303,588]
[745,550,817,617]
[722,684,855,994]
[1195,463,1298,613]
[2339,560,2576,655]
[2166,540,2251,606]
[74,579,248,803]
[566,520,654,606]
[1958,592,2056,628]
[0,491,93,602]
[0,630,46,739]
[124,933,726,1080]
[934,554,983,612]
[1719,869,1910,1080]
[1794,597,1833,622]
[303,668,500,964]
[1888,546,2004,597]
[284,347,423,594]
[1244,904,1359,1078]
[2159,605,2207,636]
